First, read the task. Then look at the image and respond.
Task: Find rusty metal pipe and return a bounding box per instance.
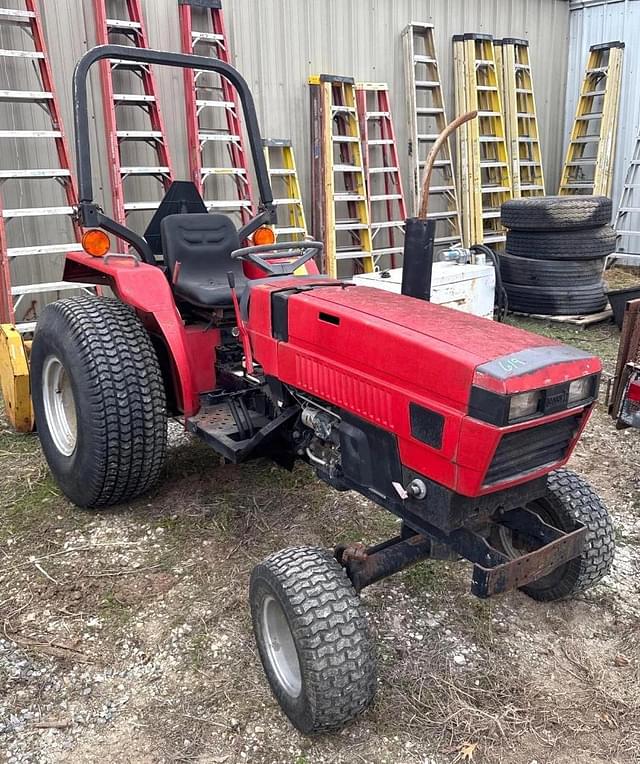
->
[418,110,478,220]
[344,535,433,592]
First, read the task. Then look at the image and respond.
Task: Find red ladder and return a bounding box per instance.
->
[0,1,88,330]
[179,0,254,225]
[356,83,407,268]
[94,0,174,251]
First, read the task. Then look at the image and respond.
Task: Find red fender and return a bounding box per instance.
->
[63,252,201,416]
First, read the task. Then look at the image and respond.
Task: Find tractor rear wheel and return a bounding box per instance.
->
[31,296,167,508]
[493,469,614,601]
[250,546,376,734]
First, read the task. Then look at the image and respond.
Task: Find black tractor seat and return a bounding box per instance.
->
[160,212,246,309]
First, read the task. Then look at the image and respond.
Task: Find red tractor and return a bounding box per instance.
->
[31,46,614,734]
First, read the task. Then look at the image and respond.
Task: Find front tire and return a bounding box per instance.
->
[250,547,377,734]
[31,296,167,508]
[494,469,615,601]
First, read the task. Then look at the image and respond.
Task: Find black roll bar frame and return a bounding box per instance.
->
[72,45,275,265]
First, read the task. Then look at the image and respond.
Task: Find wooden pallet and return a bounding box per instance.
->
[513,308,613,327]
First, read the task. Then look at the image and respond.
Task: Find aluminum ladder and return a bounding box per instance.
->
[262,139,307,241]
[179,0,254,225]
[309,75,374,279]
[402,22,461,248]
[559,41,624,197]
[614,134,640,263]
[0,1,92,331]
[453,33,512,248]
[94,0,174,250]
[495,38,545,198]
[356,82,406,268]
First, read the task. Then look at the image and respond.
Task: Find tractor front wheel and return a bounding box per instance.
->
[493,468,615,601]
[31,296,167,508]
[250,546,377,734]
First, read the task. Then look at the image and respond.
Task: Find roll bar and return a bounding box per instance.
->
[72,45,275,264]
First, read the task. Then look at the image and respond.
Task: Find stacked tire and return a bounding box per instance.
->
[499,196,614,316]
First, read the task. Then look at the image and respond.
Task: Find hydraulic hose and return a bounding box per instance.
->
[470,243,508,322]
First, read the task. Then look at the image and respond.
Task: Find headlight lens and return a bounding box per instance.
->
[568,376,592,405]
[509,390,541,421]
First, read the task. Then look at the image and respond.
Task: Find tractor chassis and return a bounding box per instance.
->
[182,374,588,600]
[335,511,587,598]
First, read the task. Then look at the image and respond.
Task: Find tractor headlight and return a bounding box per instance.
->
[568,376,593,406]
[508,390,541,422]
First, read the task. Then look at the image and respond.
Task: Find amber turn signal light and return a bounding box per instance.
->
[253,226,276,246]
[82,229,110,257]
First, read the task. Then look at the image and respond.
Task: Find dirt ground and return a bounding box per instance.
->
[1,312,639,764]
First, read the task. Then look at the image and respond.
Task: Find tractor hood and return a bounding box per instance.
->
[270,284,601,407]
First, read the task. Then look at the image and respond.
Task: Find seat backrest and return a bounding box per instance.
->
[160,213,243,283]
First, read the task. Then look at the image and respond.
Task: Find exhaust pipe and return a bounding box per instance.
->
[401,109,478,301]
[401,218,436,300]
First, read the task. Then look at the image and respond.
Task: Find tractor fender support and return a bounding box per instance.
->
[63,252,200,416]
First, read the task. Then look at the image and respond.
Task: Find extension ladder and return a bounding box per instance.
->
[495,38,545,198]
[355,82,406,268]
[0,1,91,331]
[309,75,374,279]
[179,0,254,225]
[453,33,512,247]
[614,134,640,261]
[94,0,174,250]
[402,22,461,248]
[559,41,624,196]
[263,140,307,241]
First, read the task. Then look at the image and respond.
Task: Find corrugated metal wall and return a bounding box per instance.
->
[2,0,571,306]
[566,0,640,224]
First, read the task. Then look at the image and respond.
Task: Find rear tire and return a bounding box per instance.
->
[494,469,614,601]
[31,296,167,508]
[250,547,376,734]
[501,195,612,231]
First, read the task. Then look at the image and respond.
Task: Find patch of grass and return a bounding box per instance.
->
[99,591,135,626]
[506,315,621,372]
[402,560,454,595]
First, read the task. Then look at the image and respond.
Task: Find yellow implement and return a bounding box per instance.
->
[309,75,374,279]
[453,33,512,247]
[263,139,308,242]
[0,324,33,432]
[559,42,624,196]
[496,38,545,198]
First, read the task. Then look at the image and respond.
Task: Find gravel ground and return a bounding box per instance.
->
[1,315,639,764]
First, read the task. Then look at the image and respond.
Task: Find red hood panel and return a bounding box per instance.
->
[311,286,555,363]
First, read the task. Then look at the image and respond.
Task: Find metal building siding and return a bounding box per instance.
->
[4,0,570,294]
[565,0,640,218]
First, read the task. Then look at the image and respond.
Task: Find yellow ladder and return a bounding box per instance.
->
[263,139,308,241]
[402,22,461,248]
[453,33,512,247]
[559,41,624,196]
[309,75,374,279]
[496,38,545,198]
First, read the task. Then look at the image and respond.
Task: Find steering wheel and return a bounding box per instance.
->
[230,241,323,276]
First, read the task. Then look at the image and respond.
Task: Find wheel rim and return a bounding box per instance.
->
[261,595,302,698]
[41,355,77,457]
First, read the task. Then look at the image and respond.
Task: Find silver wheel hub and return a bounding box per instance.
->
[41,355,77,457]
[261,595,302,698]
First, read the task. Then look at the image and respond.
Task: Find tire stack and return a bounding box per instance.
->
[499,196,614,316]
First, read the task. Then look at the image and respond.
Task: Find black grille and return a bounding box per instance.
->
[484,413,583,486]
